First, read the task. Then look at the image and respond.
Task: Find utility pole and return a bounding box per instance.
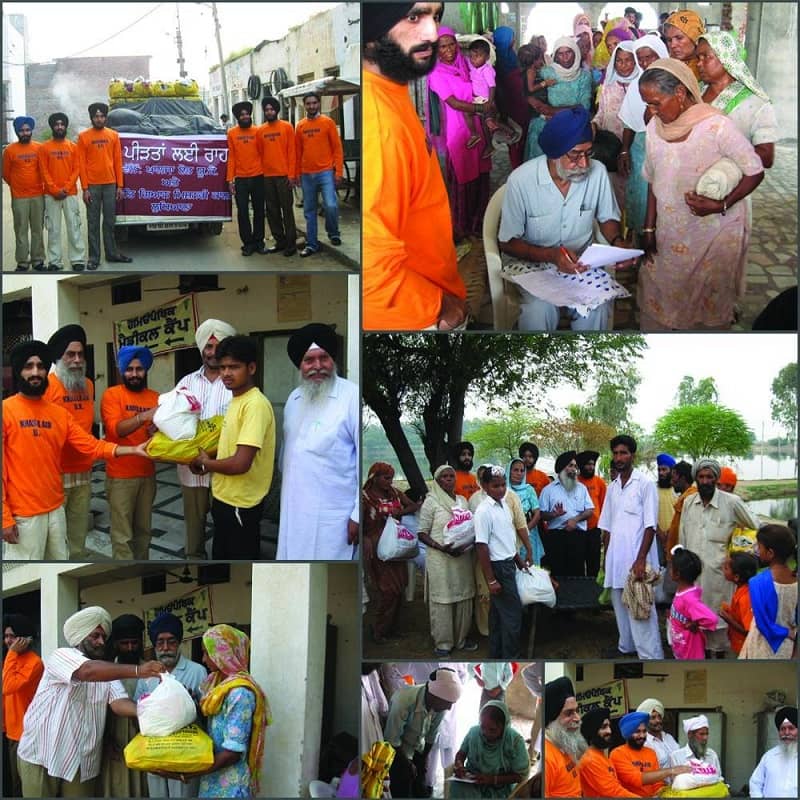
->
[211,3,229,120]
[175,3,187,77]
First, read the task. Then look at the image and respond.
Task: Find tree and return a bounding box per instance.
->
[770,362,797,440]
[362,333,645,495]
[569,369,642,430]
[529,416,616,461]
[470,408,540,465]
[675,376,719,406]
[653,404,753,460]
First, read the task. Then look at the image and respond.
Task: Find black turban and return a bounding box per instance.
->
[287,323,338,368]
[148,612,183,645]
[48,112,68,129]
[555,451,578,474]
[47,324,86,360]
[545,676,575,725]
[576,450,600,469]
[112,614,144,641]
[88,102,109,119]
[775,706,798,729]
[232,101,253,119]
[3,613,36,638]
[520,442,539,460]
[363,3,417,43]
[580,707,610,742]
[261,96,280,112]
[10,340,52,378]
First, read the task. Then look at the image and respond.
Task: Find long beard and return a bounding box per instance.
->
[555,160,590,183]
[657,476,673,488]
[560,470,577,492]
[546,721,587,761]
[18,376,48,397]
[779,739,797,756]
[368,34,438,82]
[117,650,142,665]
[55,359,86,392]
[298,372,335,406]
[688,738,708,759]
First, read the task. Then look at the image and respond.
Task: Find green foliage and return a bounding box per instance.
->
[569,369,641,431]
[770,362,797,438]
[653,404,753,460]
[529,417,617,461]
[675,376,719,406]
[470,408,540,464]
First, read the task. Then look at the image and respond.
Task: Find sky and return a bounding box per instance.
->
[5,2,340,84]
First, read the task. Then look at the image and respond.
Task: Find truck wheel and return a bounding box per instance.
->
[203,222,223,236]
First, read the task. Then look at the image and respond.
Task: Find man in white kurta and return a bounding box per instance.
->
[749,706,797,798]
[668,716,723,788]
[277,323,359,560]
[598,435,663,659]
[679,458,760,655]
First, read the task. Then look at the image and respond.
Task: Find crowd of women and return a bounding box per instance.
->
[426,9,779,331]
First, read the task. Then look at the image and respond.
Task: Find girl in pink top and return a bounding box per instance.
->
[668,545,719,659]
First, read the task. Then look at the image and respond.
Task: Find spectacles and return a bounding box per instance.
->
[564,149,593,164]
[155,637,179,648]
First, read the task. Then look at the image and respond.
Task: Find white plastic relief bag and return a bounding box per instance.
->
[377,516,419,561]
[153,387,202,441]
[137,672,197,737]
[442,507,475,547]
[515,566,556,607]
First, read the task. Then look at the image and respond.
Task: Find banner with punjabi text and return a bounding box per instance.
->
[114,295,198,356]
[118,134,232,222]
[576,679,628,718]
[144,586,213,641]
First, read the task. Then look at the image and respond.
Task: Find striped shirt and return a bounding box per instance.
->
[173,367,232,488]
[17,647,127,781]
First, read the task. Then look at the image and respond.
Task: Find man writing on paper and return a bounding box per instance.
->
[498,107,636,331]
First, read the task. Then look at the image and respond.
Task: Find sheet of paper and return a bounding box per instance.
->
[446,776,479,784]
[579,243,644,269]
[507,266,630,317]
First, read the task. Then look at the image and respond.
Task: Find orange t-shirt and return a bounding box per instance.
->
[362,70,465,330]
[666,486,698,556]
[722,583,753,654]
[39,138,81,197]
[2,394,116,528]
[2,649,44,741]
[77,126,123,187]
[258,120,296,177]
[579,747,640,798]
[226,124,263,180]
[454,470,480,501]
[43,373,96,474]
[101,385,158,479]
[295,114,343,178]
[609,743,664,797]
[545,741,582,798]
[2,141,44,198]
[579,474,607,530]
[527,468,551,498]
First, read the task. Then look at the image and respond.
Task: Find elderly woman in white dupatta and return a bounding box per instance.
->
[637,58,764,331]
[417,464,477,657]
[524,36,592,161]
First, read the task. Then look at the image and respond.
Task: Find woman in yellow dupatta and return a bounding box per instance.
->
[198,624,272,797]
[592,17,632,70]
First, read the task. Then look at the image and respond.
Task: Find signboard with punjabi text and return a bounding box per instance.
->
[144,585,213,641]
[114,294,198,356]
[576,679,629,718]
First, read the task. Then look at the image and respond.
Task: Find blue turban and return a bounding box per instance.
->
[656,453,676,468]
[148,612,183,645]
[117,345,153,372]
[619,711,649,739]
[538,107,592,159]
[13,116,34,133]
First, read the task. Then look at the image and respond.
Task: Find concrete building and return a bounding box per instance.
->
[2,561,359,796]
[545,660,797,793]
[2,13,28,146]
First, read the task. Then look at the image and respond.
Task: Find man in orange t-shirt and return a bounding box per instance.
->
[3,614,44,797]
[452,441,479,501]
[362,3,467,330]
[77,102,130,269]
[577,450,607,578]
[578,708,639,797]
[294,92,344,257]
[2,115,45,271]
[519,442,551,497]
[544,676,584,798]
[258,96,297,256]
[44,324,96,558]
[666,461,697,557]
[101,346,159,560]
[227,100,265,256]
[39,112,86,271]
[3,341,149,561]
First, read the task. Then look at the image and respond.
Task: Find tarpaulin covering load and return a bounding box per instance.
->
[108,100,222,136]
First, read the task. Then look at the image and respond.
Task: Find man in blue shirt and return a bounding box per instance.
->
[498,107,635,330]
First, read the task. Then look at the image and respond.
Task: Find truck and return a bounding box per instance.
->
[107,78,232,239]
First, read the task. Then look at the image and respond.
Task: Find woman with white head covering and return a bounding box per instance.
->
[417,464,477,657]
[524,36,593,161]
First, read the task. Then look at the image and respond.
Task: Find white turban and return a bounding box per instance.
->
[427,668,462,703]
[683,714,710,734]
[195,319,236,352]
[637,698,665,717]
[63,606,112,647]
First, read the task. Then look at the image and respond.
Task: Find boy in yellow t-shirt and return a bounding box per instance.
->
[190,336,275,559]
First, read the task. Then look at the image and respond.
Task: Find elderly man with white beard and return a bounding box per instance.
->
[543,676,584,797]
[749,706,797,798]
[43,324,96,558]
[668,715,724,790]
[277,323,359,560]
[539,451,594,577]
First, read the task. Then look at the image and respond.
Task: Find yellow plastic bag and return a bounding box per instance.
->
[660,781,729,798]
[362,741,395,799]
[124,724,214,772]
[145,415,223,464]
[728,526,757,555]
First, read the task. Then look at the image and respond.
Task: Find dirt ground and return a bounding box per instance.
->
[362,566,680,661]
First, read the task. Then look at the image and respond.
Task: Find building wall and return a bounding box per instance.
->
[26,55,151,142]
[3,14,28,146]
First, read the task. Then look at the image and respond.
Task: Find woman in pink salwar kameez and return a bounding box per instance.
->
[637,58,764,330]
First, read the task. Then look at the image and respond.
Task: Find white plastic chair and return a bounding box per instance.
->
[482,184,517,330]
